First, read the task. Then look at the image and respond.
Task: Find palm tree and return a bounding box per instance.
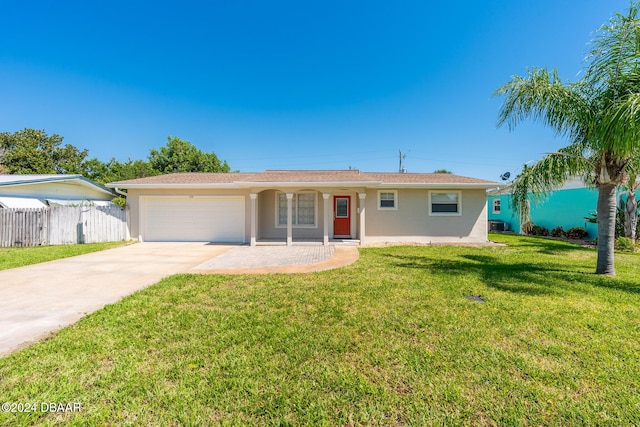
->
[495,4,640,276]
[621,157,640,241]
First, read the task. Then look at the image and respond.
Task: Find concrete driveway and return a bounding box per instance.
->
[0,242,233,357]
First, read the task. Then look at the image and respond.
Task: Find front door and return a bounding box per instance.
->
[333,196,351,237]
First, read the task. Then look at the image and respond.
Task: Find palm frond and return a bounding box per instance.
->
[509,147,592,213]
[623,148,640,191]
[598,92,640,156]
[494,68,593,142]
[585,4,640,97]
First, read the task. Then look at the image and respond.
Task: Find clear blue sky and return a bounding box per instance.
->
[0,0,630,181]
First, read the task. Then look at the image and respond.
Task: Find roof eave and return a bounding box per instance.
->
[1,175,114,196]
[377,182,500,189]
[109,181,383,189]
[0,175,83,187]
[235,181,381,188]
[106,183,240,189]
[108,181,499,190]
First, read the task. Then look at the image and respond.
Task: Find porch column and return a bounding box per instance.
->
[286,192,294,246]
[358,192,366,245]
[250,193,257,247]
[322,193,330,245]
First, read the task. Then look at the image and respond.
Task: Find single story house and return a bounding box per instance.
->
[488,178,603,237]
[0,174,116,208]
[107,170,498,246]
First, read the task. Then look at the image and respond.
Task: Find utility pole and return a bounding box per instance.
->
[399,150,406,173]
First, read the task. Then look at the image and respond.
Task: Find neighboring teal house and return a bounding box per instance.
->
[487,179,598,237]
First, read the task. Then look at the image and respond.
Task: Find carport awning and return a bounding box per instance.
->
[0,196,47,209]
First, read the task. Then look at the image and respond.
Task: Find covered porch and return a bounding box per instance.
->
[254,238,361,246]
[247,189,367,246]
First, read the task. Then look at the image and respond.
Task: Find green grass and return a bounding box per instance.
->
[1,234,640,425]
[0,241,131,271]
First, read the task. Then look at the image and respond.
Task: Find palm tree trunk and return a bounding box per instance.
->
[596,183,617,275]
[624,190,638,241]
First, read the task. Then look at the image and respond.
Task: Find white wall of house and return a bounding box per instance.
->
[256,189,360,240]
[257,189,325,240]
[364,188,488,243]
[125,186,489,244]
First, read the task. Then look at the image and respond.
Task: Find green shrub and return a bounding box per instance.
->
[585,207,640,239]
[521,221,533,235]
[615,237,636,252]
[565,227,588,240]
[523,223,549,236]
[112,196,127,207]
[551,226,564,237]
[531,225,549,236]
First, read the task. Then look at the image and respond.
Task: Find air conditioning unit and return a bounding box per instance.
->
[489,220,508,231]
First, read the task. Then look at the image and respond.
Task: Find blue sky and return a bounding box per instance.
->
[0,0,630,181]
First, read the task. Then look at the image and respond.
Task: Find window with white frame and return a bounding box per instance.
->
[429,191,461,215]
[276,192,317,227]
[378,190,398,210]
[492,198,501,214]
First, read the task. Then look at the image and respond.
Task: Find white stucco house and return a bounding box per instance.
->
[0,174,115,208]
[107,170,498,246]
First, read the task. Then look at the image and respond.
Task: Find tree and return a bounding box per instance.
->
[0,130,231,190]
[494,4,640,275]
[148,136,230,174]
[108,158,159,182]
[621,156,640,242]
[0,128,88,174]
[433,169,452,174]
[84,158,159,185]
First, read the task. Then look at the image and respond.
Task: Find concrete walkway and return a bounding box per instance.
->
[0,243,359,356]
[0,242,233,356]
[191,246,359,274]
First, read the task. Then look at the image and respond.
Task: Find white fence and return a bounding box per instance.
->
[0,205,130,247]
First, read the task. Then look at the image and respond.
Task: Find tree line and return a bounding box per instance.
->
[0,128,230,185]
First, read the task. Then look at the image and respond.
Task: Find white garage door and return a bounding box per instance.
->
[142,196,245,242]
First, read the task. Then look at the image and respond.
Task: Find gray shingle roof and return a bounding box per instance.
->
[108,170,498,188]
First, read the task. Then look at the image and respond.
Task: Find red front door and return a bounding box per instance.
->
[333,196,351,237]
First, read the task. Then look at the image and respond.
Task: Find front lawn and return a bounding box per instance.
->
[1,234,639,425]
[0,241,131,271]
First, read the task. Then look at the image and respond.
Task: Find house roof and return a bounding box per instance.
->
[0,174,81,185]
[107,170,499,189]
[0,196,48,209]
[0,174,115,196]
[486,177,593,196]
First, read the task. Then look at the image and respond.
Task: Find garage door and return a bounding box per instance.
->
[142,196,245,242]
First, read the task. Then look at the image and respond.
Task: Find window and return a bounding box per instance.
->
[492,199,501,214]
[429,191,461,215]
[378,190,397,210]
[276,192,317,227]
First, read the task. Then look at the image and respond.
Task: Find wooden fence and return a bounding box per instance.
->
[0,205,130,247]
[0,208,48,247]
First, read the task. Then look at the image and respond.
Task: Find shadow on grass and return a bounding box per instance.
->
[494,235,593,255]
[380,251,640,296]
